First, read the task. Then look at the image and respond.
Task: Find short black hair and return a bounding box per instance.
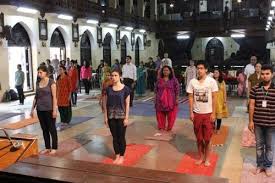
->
[126,55,132,60]
[111,68,122,76]
[196,60,208,69]
[261,64,273,73]
[37,65,48,74]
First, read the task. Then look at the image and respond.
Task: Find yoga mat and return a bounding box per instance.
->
[241,127,256,147]
[41,134,93,156]
[176,152,218,176]
[90,127,112,137]
[241,157,275,183]
[0,113,23,121]
[130,102,190,119]
[145,132,175,141]
[56,116,95,131]
[102,144,152,166]
[211,125,229,146]
[1,117,39,130]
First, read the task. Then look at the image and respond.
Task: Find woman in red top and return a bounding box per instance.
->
[80,60,92,95]
[57,65,72,128]
[69,60,79,106]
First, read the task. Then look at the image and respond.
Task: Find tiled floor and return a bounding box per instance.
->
[0,90,256,183]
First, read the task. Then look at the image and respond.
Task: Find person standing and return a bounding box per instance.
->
[103,68,130,165]
[80,60,92,95]
[237,69,246,97]
[136,61,147,97]
[30,65,58,155]
[52,54,59,80]
[97,60,104,87]
[155,55,162,72]
[248,62,262,94]
[249,65,275,177]
[161,53,172,68]
[155,66,179,131]
[69,60,79,106]
[46,59,55,80]
[99,71,112,112]
[147,57,156,91]
[185,60,197,91]
[213,69,228,134]
[187,61,218,166]
[102,62,112,82]
[112,59,120,70]
[244,56,257,106]
[15,64,25,105]
[122,55,137,107]
[56,65,72,129]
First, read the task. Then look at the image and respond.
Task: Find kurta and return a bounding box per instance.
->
[57,75,72,107]
[216,81,228,119]
[136,67,147,96]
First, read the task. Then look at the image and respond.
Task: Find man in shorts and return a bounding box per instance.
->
[187,61,218,166]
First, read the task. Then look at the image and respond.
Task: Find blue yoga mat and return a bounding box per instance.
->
[56,116,95,131]
[130,102,190,119]
[0,113,24,122]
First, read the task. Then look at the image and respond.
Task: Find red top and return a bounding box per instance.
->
[69,67,78,92]
[57,75,72,107]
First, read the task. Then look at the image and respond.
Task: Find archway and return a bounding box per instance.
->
[50,28,66,61]
[158,40,165,59]
[121,35,129,65]
[8,23,33,91]
[80,30,92,66]
[135,37,142,66]
[103,33,112,66]
[205,38,224,67]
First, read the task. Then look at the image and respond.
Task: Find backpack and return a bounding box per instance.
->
[9,89,18,101]
[2,90,11,102]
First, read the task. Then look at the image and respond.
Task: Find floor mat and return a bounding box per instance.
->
[241,157,275,183]
[102,144,153,166]
[1,117,39,130]
[89,127,112,137]
[176,152,219,176]
[211,125,229,146]
[56,116,95,131]
[0,113,23,121]
[241,127,256,147]
[130,102,189,119]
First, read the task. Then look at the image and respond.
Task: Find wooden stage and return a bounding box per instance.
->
[0,155,228,183]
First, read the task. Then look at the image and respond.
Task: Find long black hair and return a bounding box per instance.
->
[56,65,68,80]
[214,69,224,83]
[160,65,173,80]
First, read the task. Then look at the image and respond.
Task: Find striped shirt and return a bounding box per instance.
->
[250,82,275,126]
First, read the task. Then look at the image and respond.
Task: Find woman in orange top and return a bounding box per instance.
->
[69,60,79,106]
[57,65,72,127]
[99,71,112,112]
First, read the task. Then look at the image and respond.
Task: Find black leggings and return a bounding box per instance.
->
[216,119,222,130]
[37,111,58,149]
[83,79,90,94]
[108,119,127,156]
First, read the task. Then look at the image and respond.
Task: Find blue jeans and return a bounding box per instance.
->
[255,125,275,169]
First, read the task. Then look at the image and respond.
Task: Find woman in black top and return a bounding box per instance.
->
[103,68,130,165]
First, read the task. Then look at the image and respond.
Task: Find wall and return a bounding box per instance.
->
[191,37,240,61]
[0,5,159,98]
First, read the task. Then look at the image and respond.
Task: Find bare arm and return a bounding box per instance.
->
[247,81,251,98]
[249,99,255,124]
[51,83,58,118]
[125,95,130,120]
[211,92,217,121]
[103,95,108,121]
[188,93,194,121]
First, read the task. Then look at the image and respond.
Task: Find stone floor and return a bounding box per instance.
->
[0,90,255,183]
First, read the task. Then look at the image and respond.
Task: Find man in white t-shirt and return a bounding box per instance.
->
[187,61,218,167]
[161,53,172,68]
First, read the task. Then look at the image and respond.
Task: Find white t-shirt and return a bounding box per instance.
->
[187,76,218,114]
[244,63,255,88]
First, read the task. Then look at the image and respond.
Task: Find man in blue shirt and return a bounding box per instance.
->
[15,64,25,105]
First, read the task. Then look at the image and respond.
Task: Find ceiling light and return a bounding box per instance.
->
[237,0,242,3]
[270,10,275,15]
[125,27,134,31]
[231,33,245,38]
[177,35,190,39]
[268,21,272,25]
[139,29,146,33]
[268,16,273,21]
[108,23,118,28]
[17,7,38,14]
[58,14,73,20]
[87,19,98,24]
[272,1,275,7]
[266,27,269,31]
[169,3,174,8]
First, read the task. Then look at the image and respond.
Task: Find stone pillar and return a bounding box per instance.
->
[150,0,157,20]
[137,0,145,17]
[109,0,118,9]
[125,0,133,14]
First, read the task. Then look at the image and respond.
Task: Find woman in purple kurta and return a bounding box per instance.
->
[155,66,180,131]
